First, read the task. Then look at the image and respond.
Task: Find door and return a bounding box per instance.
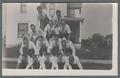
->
[66,20,80,44]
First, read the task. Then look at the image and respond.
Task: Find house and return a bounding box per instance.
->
[2,3,112,48]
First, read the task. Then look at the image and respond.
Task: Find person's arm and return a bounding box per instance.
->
[44,24,49,38]
[45,39,50,52]
[30,41,39,56]
[66,24,71,40]
[66,24,71,34]
[69,41,76,56]
[36,40,41,51]
[17,43,24,66]
[75,56,83,69]
[45,39,49,47]
[19,43,24,55]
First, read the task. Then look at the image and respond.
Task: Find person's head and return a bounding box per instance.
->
[30,24,36,32]
[61,38,67,47]
[69,55,74,64]
[23,37,29,46]
[56,10,61,17]
[37,6,43,13]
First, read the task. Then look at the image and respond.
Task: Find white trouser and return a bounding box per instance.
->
[39,63,46,69]
[63,56,72,69]
[25,55,33,69]
[51,63,58,69]
[39,56,46,69]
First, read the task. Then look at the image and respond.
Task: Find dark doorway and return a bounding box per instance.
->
[66,20,80,44]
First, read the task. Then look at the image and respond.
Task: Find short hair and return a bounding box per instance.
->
[37,5,42,10]
[30,24,35,27]
[56,10,61,13]
[69,56,74,62]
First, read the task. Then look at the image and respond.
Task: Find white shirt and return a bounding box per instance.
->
[38,55,46,65]
[44,24,54,33]
[50,56,58,66]
[60,24,71,34]
[44,24,54,38]
[28,28,44,41]
[53,15,64,22]
[54,25,61,35]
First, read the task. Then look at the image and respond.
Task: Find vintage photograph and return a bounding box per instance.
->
[2,3,118,76]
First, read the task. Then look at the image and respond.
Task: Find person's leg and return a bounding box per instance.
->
[25,55,33,69]
[16,55,22,69]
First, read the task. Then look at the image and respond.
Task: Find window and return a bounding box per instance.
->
[17,23,28,38]
[20,3,27,13]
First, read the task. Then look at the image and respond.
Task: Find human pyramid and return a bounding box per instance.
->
[16,5,83,70]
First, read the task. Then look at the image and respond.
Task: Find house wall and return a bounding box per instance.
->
[3,3,112,47]
[3,3,39,47]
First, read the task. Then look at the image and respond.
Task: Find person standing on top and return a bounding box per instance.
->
[36,5,51,30]
[53,10,64,23]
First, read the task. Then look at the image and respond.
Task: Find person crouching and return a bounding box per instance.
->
[16,37,39,69]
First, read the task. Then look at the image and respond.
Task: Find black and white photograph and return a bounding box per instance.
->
[2,3,118,76]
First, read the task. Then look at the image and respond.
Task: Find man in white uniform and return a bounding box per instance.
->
[28,24,44,44]
[53,10,64,24]
[61,38,75,69]
[17,37,39,69]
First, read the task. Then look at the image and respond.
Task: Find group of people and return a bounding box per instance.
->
[16,5,83,69]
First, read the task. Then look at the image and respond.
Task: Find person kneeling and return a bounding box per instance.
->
[16,37,39,69]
